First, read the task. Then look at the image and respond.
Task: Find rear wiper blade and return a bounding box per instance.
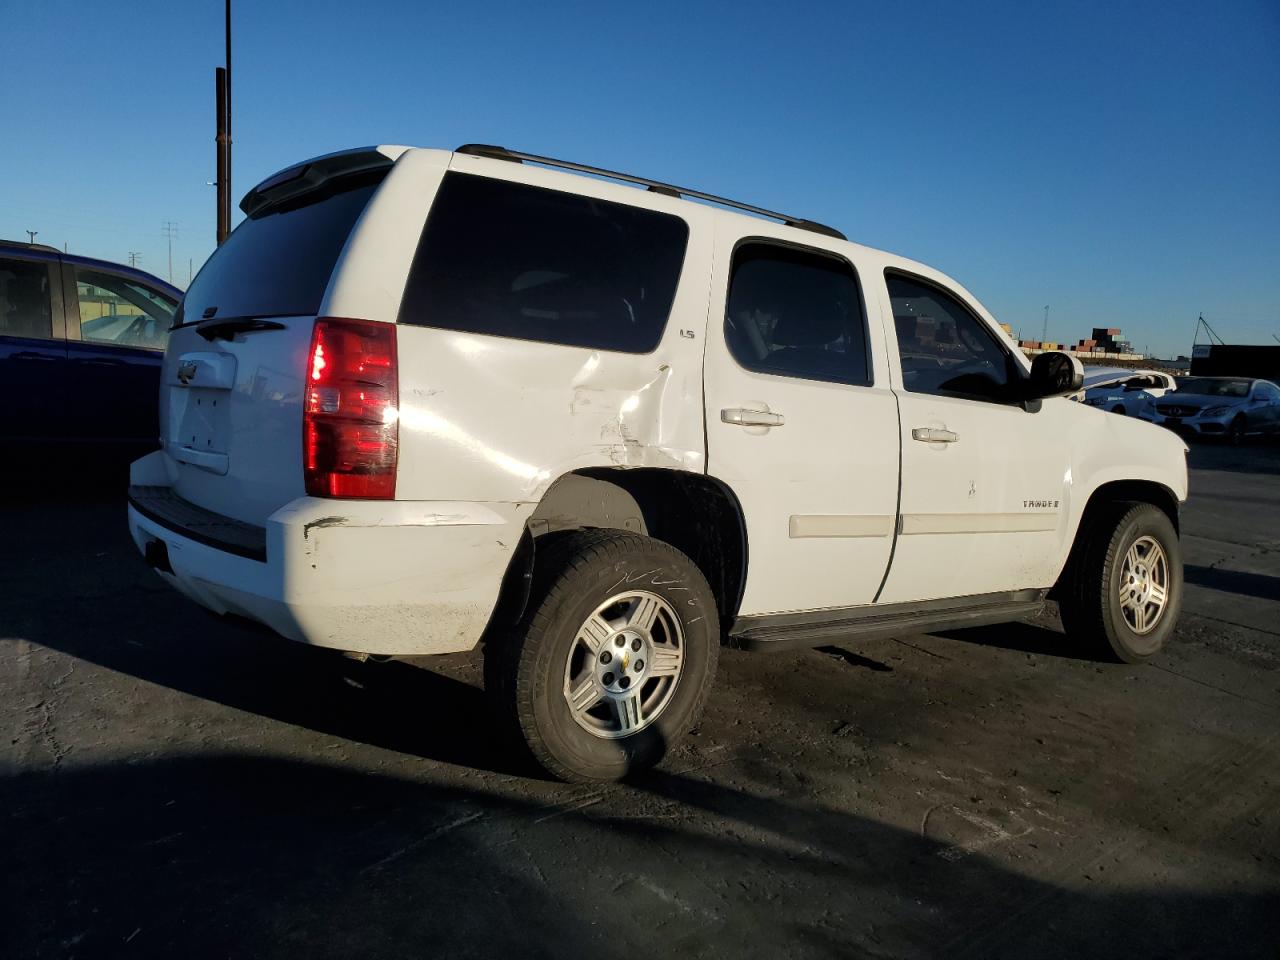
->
[196,316,287,341]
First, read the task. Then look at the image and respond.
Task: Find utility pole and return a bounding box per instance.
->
[25,230,37,244]
[128,251,141,267]
[188,258,193,285]
[1042,305,1049,343]
[215,0,233,244]
[162,221,178,283]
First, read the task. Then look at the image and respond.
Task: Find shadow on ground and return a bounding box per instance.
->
[1185,563,1280,602]
[2,753,1276,959]
[936,617,1101,662]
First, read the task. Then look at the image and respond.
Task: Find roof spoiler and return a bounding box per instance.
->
[240,146,405,217]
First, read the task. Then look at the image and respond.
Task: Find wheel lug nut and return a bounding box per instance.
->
[600,651,612,664]
[632,638,642,651]
[634,660,644,671]
[620,676,631,689]
[614,637,626,648]
[603,672,615,685]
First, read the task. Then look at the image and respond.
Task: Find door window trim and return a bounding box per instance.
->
[884,267,1023,406]
[723,236,875,388]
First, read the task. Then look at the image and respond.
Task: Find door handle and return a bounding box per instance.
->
[912,427,959,443]
[722,407,784,427]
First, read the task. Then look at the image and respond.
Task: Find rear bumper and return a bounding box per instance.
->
[128,452,529,656]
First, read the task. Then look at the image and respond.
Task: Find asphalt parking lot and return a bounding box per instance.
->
[3,442,1278,959]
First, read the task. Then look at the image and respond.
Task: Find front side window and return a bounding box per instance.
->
[0,257,54,339]
[398,173,689,353]
[887,272,1014,402]
[75,268,176,351]
[724,242,870,386]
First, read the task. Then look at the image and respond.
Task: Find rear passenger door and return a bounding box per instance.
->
[0,251,67,441]
[703,231,900,617]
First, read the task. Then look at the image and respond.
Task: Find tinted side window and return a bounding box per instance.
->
[0,257,54,339]
[75,268,176,351]
[887,273,1013,402]
[724,242,870,386]
[398,173,688,353]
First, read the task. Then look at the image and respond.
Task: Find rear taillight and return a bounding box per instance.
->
[303,317,398,499]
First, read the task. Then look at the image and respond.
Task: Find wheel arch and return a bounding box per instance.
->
[1052,478,1181,599]
[1079,478,1181,535]
[488,468,749,635]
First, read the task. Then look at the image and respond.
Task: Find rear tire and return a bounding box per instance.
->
[487,530,719,782]
[1113,405,1126,416]
[1059,502,1182,664]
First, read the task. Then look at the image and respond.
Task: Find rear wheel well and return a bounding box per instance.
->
[500,469,747,631]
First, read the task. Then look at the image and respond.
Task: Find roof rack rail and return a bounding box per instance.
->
[455,144,847,241]
[0,238,60,254]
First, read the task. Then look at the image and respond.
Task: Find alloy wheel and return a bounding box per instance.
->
[562,590,684,739]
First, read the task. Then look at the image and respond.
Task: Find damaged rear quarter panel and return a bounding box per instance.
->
[393,207,716,504]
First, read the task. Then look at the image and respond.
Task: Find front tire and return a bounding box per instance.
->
[489,530,720,782]
[1228,415,1247,446]
[1059,503,1182,663]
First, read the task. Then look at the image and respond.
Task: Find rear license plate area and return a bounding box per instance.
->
[168,386,232,472]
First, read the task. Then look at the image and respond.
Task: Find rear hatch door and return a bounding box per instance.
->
[161,150,393,526]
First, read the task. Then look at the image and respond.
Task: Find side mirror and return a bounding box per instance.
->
[1026,351,1084,402]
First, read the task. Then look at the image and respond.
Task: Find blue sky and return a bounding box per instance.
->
[2,0,1277,357]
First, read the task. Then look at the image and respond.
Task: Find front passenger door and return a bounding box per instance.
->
[877,271,1073,604]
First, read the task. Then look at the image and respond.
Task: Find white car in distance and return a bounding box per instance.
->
[1081,368,1177,417]
[128,144,1189,781]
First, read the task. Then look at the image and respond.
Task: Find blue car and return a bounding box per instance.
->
[0,239,180,452]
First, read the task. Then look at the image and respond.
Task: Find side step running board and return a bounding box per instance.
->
[729,590,1047,652]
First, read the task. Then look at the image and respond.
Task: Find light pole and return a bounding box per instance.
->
[216,1,233,244]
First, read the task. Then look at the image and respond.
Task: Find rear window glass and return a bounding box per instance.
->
[397,173,688,353]
[178,172,384,325]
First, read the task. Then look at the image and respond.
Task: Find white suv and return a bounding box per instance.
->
[129,144,1188,781]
